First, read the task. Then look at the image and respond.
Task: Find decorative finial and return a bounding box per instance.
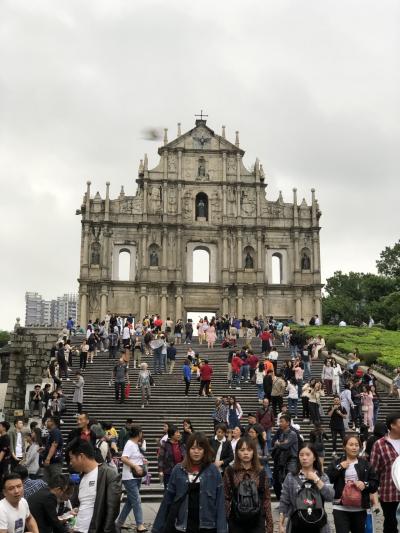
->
[163,128,168,145]
[222,125,226,139]
[119,186,125,198]
[235,131,240,147]
[144,153,148,170]
[139,159,144,172]
[177,123,181,136]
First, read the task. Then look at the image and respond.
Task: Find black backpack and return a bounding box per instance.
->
[228,467,266,524]
[291,479,327,532]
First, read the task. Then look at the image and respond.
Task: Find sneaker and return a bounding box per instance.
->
[66,378,70,381]
[114,522,123,533]
[60,420,64,424]
[141,404,144,409]
[235,387,241,390]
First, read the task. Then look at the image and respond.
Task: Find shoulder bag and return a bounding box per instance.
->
[162,469,202,533]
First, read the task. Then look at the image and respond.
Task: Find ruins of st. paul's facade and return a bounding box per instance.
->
[77,117,322,324]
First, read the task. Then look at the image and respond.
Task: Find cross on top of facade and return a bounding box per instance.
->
[195,110,208,121]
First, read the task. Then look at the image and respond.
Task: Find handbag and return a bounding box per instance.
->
[162,470,202,533]
[341,481,362,507]
[149,374,155,386]
[125,383,131,398]
[362,405,368,412]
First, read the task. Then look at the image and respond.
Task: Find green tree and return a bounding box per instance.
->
[0,331,10,348]
[376,240,400,279]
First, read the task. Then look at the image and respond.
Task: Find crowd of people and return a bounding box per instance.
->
[1,312,400,533]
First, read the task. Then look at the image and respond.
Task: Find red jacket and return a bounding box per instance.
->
[200,363,213,381]
[231,356,243,373]
[260,331,271,342]
[248,354,259,370]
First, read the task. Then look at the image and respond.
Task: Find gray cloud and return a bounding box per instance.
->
[0,0,399,329]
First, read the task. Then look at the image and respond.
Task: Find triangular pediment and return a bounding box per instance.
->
[159,121,244,155]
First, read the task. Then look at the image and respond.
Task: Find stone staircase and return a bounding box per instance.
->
[58,337,398,502]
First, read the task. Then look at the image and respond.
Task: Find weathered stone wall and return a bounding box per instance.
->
[3,327,60,418]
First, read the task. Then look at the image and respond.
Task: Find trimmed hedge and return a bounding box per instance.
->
[301,325,400,370]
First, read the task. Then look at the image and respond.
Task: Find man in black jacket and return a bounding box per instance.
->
[28,475,71,533]
[68,439,122,533]
[209,424,233,474]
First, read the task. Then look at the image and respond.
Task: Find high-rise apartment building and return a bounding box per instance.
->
[25,292,77,327]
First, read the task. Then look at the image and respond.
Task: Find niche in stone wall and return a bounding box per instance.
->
[149,244,161,267]
[300,248,312,271]
[195,192,208,221]
[243,246,255,269]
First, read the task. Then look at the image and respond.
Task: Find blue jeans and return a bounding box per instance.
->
[240,365,249,380]
[290,345,297,358]
[266,429,272,452]
[118,478,143,526]
[288,398,298,417]
[257,384,264,401]
[303,361,311,381]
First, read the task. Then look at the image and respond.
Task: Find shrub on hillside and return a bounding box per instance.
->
[325,336,345,350]
[359,352,381,366]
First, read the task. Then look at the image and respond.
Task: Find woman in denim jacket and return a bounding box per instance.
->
[152,432,227,533]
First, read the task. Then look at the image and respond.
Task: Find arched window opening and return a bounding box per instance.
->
[193,248,210,282]
[119,250,131,281]
[272,253,283,284]
[195,192,208,221]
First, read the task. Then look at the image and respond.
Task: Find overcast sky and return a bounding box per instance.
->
[0,0,399,330]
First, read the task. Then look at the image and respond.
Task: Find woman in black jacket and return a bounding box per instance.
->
[327,434,379,533]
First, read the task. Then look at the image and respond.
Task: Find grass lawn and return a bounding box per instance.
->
[301,325,400,370]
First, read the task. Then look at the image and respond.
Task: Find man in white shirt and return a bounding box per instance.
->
[0,473,39,533]
[115,427,147,533]
[68,439,121,533]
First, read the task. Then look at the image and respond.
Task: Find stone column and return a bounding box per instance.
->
[237,287,243,318]
[294,231,300,272]
[257,230,263,270]
[139,292,147,319]
[222,231,228,269]
[143,181,148,216]
[314,293,322,318]
[295,292,302,322]
[80,291,88,327]
[100,289,108,320]
[222,151,227,216]
[237,230,242,269]
[177,184,182,215]
[82,224,90,267]
[142,228,148,268]
[229,233,235,271]
[176,228,182,280]
[102,229,110,278]
[175,292,182,320]
[293,188,298,226]
[222,296,229,315]
[257,289,264,317]
[162,228,168,268]
[161,292,167,322]
[313,231,320,273]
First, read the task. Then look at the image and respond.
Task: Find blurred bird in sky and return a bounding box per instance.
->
[141,127,163,141]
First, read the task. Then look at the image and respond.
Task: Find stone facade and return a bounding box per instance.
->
[3,327,59,416]
[77,119,322,324]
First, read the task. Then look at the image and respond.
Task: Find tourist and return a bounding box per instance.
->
[72,370,84,415]
[247,426,270,479]
[23,431,40,479]
[228,426,243,456]
[286,377,298,418]
[0,421,10,486]
[174,319,183,344]
[279,443,334,533]
[108,326,119,361]
[67,439,122,533]
[9,418,25,469]
[87,329,97,364]
[158,425,185,489]
[340,383,355,430]
[263,369,273,402]
[260,328,272,355]
[113,357,128,404]
[27,474,71,533]
[161,335,168,372]
[270,372,286,417]
[152,431,227,533]
[198,359,213,397]
[13,465,47,500]
[309,423,329,468]
[227,396,243,429]
[117,418,134,451]
[167,341,176,374]
[309,381,324,425]
[370,411,400,533]
[42,417,64,482]
[213,397,229,429]
[283,360,295,382]
[231,351,243,389]
[255,362,265,402]
[182,419,194,447]
[272,414,299,499]
[301,340,312,381]
[182,359,192,396]
[332,359,342,395]
[184,319,193,343]
[210,423,234,474]
[294,357,304,398]
[313,335,326,359]
[360,385,374,429]
[321,359,334,395]
[57,341,69,379]
[328,396,347,457]
[0,473,39,532]
[136,362,152,408]
[223,435,273,533]
[206,319,217,349]
[66,412,96,449]
[28,385,43,417]
[328,434,379,533]
[256,399,274,452]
